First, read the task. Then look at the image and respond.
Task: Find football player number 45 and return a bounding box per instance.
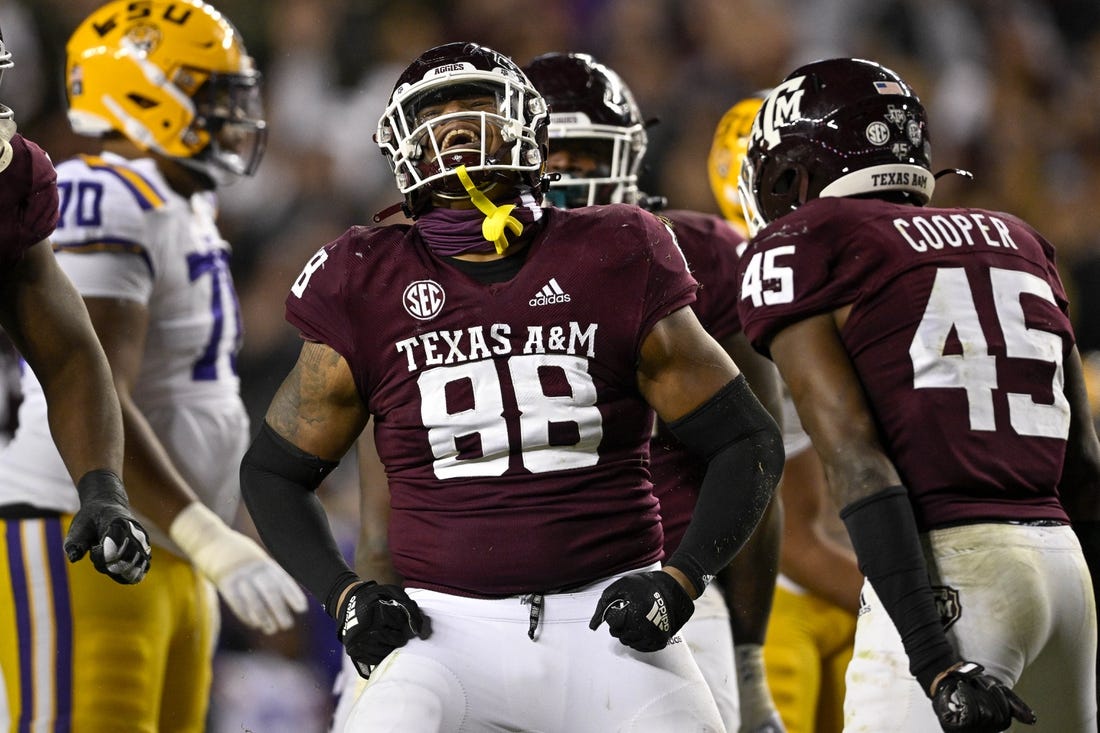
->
[742,249,1069,440]
[910,266,1068,439]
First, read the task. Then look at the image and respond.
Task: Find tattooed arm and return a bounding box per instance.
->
[265,341,370,460]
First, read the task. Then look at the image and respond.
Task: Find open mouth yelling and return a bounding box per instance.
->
[440,127,481,153]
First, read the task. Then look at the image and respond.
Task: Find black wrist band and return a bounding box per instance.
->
[841,485,958,693]
[325,573,367,620]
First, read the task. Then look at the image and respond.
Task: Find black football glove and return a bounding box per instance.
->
[64,470,151,585]
[931,661,1037,732]
[588,570,695,652]
[337,581,431,678]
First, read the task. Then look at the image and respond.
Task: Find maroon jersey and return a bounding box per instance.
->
[738,197,1072,530]
[649,209,745,557]
[0,134,59,269]
[287,204,697,597]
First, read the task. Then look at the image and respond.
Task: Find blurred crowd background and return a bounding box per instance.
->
[4,0,1100,729]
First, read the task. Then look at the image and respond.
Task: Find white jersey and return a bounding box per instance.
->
[0,153,248,553]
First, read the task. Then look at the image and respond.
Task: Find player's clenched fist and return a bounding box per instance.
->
[588,570,695,652]
[930,661,1036,732]
[64,469,151,584]
[337,581,431,678]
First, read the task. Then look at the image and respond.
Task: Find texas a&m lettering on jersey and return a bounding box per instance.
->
[285,204,697,597]
[737,196,1072,531]
[394,321,597,372]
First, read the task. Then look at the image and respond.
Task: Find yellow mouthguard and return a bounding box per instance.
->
[455,165,523,255]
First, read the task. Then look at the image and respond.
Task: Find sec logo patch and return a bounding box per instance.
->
[403,279,446,320]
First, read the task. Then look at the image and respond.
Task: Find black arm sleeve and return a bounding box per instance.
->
[665,375,784,595]
[239,421,355,618]
[841,485,958,695]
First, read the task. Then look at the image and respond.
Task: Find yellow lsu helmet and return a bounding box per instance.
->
[65,0,266,178]
[707,92,768,237]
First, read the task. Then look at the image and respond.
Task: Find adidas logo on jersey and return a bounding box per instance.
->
[529,278,571,306]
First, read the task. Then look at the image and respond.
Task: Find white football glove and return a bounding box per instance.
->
[735,643,786,733]
[169,502,308,634]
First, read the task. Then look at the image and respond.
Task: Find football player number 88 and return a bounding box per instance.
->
[910,266,1069,438]
[418,354,604,479]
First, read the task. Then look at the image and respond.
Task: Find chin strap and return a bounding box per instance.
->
[372,201,407,223]
[455,165,523,254]
[934,167,974,182]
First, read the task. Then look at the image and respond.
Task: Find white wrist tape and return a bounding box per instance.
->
[169,501,234,565]
[169,500,307,634]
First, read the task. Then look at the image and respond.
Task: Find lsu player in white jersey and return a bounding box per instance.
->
[0,2,306,730]
[0,18,152,732]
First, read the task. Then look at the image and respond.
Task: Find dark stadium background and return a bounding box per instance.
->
[4,1,1100,729]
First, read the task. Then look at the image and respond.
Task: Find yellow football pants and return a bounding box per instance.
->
[0,514,216,733]
[764,584,856,733]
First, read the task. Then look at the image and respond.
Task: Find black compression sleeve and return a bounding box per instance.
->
[840,485,958,695]
[665,375,784,595]
[239,422,354,618]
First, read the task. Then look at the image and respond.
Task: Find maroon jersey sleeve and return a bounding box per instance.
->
[1008,212,1069,313]
[0,134,59,268]
[632,207,701,349]
[661,209,745,341]
[738,197,1072,530]
[736,202,858,352]
[284,225,398,363]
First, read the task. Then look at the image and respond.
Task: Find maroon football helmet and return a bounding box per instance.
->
[375,42,549,218]
[739,57,935,235]
[522,52,646,208]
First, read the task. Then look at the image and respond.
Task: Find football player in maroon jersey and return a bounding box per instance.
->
[737,57,1099,732]
[0,22,148,589]
[241,41,784,731]
[523,51,786,733]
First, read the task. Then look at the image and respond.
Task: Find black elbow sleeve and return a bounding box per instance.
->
[665,375,784,594]
[239,422,356,616]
